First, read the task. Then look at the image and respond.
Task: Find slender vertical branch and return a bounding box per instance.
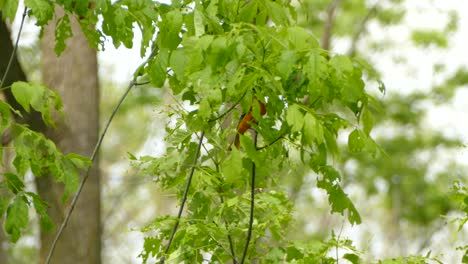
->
[214,160,238,263]
[46,37,159,262]
[240,132,258,264]
[159,131,205,263]
[321,0,342,50]
[0,7,28,89]
[219,195,238,264]
[348,5,378,57]
[46,81,135,264]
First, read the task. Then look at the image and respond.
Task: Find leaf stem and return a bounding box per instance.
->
[219,195,238,264]
[256,134,284,150]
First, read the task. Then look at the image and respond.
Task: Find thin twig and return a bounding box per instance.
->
[335,220,345,264]
[46,37,160,262]
[0,7,28,89]
[347,5,378,57]
[159,131,205,263]
[45,81,135,264]
[256,134,284,150]
[213,163,237,263]
[133,80,151,86]
[240,131,257,264]
[219,195,238,264]
[208,90,248,123]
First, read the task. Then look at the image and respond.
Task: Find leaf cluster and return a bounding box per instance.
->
[0,82,90,242]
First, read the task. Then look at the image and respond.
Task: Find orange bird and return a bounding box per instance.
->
[230,99,266,149]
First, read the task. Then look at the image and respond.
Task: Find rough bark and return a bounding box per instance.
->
[37,8,101,264]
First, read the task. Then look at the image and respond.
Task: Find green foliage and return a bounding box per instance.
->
[450,181,468,231]
[54,14,73,55]
[11,81,62,127]
[377,254,443,264]
[0,0,19,22]
[2,0,464,263]
[411,30,448,48]
[123,0,384,261]
[25,0,54,26]
[0,80,90,242]
[5,195,28,243]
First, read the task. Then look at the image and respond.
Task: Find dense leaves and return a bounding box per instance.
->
[125,0,383,262]
[0,80,90,241]
[2,0,464,263]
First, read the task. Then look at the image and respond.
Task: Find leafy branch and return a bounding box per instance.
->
[159,131,205,263]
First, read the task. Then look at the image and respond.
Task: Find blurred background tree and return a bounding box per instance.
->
[287,0,468,262]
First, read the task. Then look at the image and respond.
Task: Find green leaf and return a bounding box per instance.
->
[26,192,53,231]
[286,104,304,133]
[11,81,43,113]
[158,9,183,50]
[348,129,365,153]
[303,113,324,146]
[276,50,296,80]
[60,158,80,201]
[5,196,29,243]
[361,108,374,135]
[343,253,360,264]
[54,14,73,56]
[198,98,211,119]
[239,134,259,164]
[330,55,353,76]
[222,148,244,184]
[317,166,361,225]
[411,30,448,48]
[25,0,54,26]
[3,172,24,194]
[238,0,258,23]
[170,49,187,81]
[193,8,205,37]
[1,0,19,22]
[265,0,289,26]
[0,197,9,218]
[66,153,92,169]
[0,100,10,134]
[305,51,328,84]
[10,82,60,126]
[287,26,319,50]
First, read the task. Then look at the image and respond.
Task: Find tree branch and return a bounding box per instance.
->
[240,131,257,264]
[347,5,378,57]
[159,131,205,263]
[321,0,342,50]
[46,80,135,264]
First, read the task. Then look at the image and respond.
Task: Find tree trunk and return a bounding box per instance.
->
[37,7,101,264]
[1,14,35,264]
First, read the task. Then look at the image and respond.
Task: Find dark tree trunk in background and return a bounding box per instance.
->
[37,7,101,264]
[1,14,34,264]
[0,15,46,132]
